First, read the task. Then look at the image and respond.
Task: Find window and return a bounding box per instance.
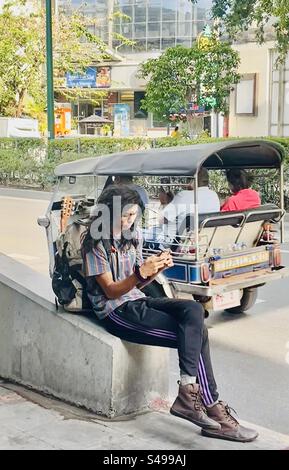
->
[148,22,161,38]
[121,23,133,37]
[178,0,192,21]
[147,38,161,51]
[134,39,147,52]
[148,7,161,21]
[114,23,121,34]
[134,23,146,38]
[122,6,133,17]
[134,91,148,118]
[95,4,107,16]
[176,38,191,47]
[196,21,207,35]
[161,38,176,50]
[235,74,257,115]
[177,22,191,37]
[162,2,177,21]
[71,0,83,6]
[162,22,176,37]
[135,5,147,23]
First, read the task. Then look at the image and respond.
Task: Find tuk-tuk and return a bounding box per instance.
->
[38,140,289,315]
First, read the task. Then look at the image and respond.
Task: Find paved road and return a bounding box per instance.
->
[1,189,289,435]
[0,187,52,201]
[0,190,50,274]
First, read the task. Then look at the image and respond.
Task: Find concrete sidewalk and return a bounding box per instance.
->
[0,381,288,450]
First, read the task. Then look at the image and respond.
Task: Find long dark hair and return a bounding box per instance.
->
[226,169,250,193]
[82,185,144,254]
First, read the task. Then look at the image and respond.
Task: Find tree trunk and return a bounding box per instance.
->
[186,113,204,139]
[16,89,26,117]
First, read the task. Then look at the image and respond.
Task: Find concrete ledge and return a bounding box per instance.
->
[0,254,169,417]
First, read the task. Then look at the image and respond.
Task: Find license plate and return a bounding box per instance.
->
[213,250,269,273]
[212,290,241,311]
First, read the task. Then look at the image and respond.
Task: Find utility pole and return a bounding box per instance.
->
[46,0,55,139]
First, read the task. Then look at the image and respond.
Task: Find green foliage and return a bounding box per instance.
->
[191,0,289,64]
[139,38,240,123]
[139,47,196,121]
[192,37,241,114]
[0,1,44,117]
[0,0,112,120]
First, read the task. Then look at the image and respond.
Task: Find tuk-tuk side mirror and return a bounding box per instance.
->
[37,216,50,228]
[69,176,76,185]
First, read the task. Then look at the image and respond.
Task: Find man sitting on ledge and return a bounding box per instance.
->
[82,185,258,443]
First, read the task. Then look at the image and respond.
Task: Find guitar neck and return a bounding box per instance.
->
[60,197,74,233]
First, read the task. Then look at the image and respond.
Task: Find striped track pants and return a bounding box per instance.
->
[102,297,219,406]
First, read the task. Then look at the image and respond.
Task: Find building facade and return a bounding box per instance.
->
[57,0,213,136]
[229,41,289,138]
[58,0,212,53]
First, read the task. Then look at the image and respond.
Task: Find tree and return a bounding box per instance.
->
[139,35,240,133]
[191,0,289,63]
[0,1,44,117]
[0,1,131,121]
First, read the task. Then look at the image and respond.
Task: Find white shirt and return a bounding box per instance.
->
[162,187,220,238]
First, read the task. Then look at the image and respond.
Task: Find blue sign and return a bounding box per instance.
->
[114,104,130,137]
[188,102,206,113]
[66,67,97,88]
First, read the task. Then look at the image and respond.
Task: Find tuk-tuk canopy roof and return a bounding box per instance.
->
[55,140,285,177]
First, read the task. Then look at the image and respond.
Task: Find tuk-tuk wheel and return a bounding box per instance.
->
[225,287,258,314]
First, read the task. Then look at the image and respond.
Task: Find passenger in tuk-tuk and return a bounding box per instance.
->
[221,169,261,212]
[159,188,174,206]
[114,175,149,208]
[158,178,174,219]
[161,167,220,239]
[82,185,258,442]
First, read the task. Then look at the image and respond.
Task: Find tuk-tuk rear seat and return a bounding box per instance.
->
[181,205,283,257]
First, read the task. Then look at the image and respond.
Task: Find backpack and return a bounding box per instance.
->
[52,220,113,314]
[56,220,88,268]
[52,220,92,313]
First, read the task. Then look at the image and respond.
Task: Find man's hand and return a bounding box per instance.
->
[139,251,174,278]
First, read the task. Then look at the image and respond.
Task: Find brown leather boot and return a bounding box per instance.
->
[201,401,258,442]
[170,383,221,430]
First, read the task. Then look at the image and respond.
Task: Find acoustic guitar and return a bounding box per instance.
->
[60,196,74,233]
